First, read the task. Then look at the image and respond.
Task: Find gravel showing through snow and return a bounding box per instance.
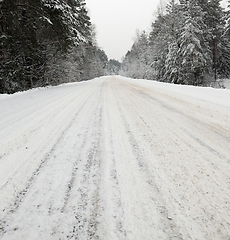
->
[0,76,230,239]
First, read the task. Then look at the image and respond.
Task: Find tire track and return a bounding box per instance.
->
[115,92,183,240]
[0,82,102,238]
[0,97,92,237]
[67,105,103,240]
[101,83,127,239]
[113,78,230,239]
[1,77,230,239]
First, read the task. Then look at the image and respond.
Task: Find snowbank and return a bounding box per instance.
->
[118,76,230,109]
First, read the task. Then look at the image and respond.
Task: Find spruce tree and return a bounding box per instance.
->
[0,0,106,94]
[206,0,230,79]
[164,0,182,83]
[178,0,211,85]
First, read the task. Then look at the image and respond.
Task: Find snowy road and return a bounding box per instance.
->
[0,76,230,239]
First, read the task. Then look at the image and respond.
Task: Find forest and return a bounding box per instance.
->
[0,0,108,94]
[1,0,230,94]
[121,0,230,87]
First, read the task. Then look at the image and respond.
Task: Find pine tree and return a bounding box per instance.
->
[120,0,229,85]
[149,14,169,80]
[121,31,153,79]
[0,0,105,93]
[0,0,47,92]
[42,0,91,48]
[178,0,211,85]
[206,0,230,79]
[165,40,180,83]
[107,59,121,75]
[164,0,182,83]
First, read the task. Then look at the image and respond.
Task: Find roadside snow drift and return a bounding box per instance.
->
[0,76,230,239]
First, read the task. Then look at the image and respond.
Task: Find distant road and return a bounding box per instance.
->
[0,76,230,239]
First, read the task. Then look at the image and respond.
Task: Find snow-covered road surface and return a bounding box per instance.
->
[0,76,230,239]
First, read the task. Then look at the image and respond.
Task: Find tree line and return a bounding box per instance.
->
[121,0,230,86]
[0,0,108,94]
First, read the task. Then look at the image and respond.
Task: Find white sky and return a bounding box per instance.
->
[85,0,161,61]
[85,0,228,61]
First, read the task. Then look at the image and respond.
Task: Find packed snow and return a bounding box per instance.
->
[0,76,230,239]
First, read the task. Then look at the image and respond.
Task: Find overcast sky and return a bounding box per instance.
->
[85,0,228,62]
[85,0,162,61]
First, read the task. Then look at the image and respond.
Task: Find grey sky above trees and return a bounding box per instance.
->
[85,0,162,61]
[86,0,228,61]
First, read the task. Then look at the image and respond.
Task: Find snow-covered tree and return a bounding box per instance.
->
[121,31,153,79]
[121,0,229,86]
[164,40,180,83]
[148,13,169,80]
[206,0,230,79]
[176,0,211,85]
[163,0,182,83]
[107,59,121,75]
[0,0,106,93]
[42,0,91,47]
